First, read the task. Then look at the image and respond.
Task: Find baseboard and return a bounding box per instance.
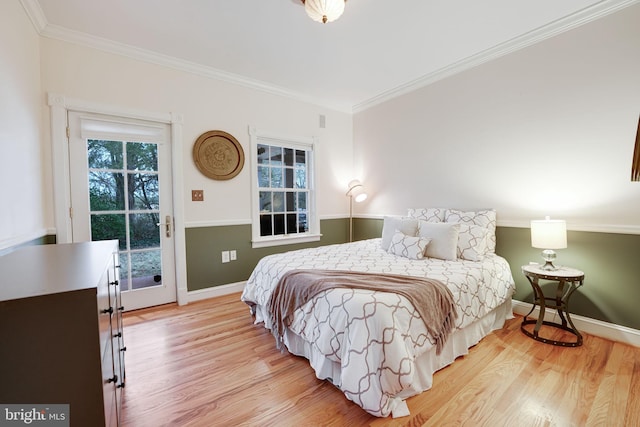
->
[186,281,246,303]
[512,300,640,348]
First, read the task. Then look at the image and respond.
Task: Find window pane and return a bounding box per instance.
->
[259,191,272,212]
[128,173,159,210]
[284,148,294,167]
[119,252,130,291]
[88,140,123,169]
[129,213,160,249]
[286,192,296,211]
[287,214,297,234]
[127,142,158,171]
[90,171,125,211]
[295,149,306,167]
[285,168,294,188]
[298,192,307,211]
[270,147,283,165]
[299,213,308,232]
[257,144,270,164]
[272,192,284,212]
[258,166,270,188]
[295,168,306,189]
[274,214,285,235]
[91,214,126,250]
[270,167,283,188]
[260,214,272,236]
[130,250,162,289]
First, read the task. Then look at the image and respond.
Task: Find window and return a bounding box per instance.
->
[250,127,319,248]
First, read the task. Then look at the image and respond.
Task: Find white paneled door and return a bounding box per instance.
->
[68,111,177,310]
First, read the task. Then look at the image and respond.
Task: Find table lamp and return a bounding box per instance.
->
[531,216,567,271]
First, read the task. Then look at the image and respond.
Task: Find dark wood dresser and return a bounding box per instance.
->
[0,240,126,426]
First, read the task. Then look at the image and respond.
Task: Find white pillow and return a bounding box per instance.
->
[417,221,460,261]
[387,232,431,260]
[445,209,497,253]
[407,208,445,223]
[380,217,419,250]
[457,224,489,261]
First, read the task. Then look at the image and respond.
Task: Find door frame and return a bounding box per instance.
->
[48,93,189,305]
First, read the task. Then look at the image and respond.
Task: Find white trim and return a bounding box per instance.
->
[353,0,640,113]
[497,220,640,235]
[46,93,187,307]
[18,0,47,32]
[22,0,640,114]
[512,300,640,348]
[248,126,320,249]
[186,281,246,303]
[185,219,252,229]
[251,234,322,249]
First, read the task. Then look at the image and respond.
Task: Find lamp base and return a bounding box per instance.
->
[541,249,558,271]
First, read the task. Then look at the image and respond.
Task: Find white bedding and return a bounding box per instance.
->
[241,238,515,417]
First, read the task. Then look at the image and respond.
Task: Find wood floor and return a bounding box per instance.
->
[120,293,640,427]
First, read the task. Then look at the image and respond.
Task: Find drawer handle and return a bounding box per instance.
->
[118,306,125,311]
[117,383,125,389]
[110,280,119,286]
[113,332,122,338]
[121,347,127,352]
[107,375,118,384]
[101,307,113,315]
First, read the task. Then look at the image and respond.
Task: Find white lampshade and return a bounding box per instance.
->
[346,179,367,202]
[531,217,567,249]
[304,0,346,24]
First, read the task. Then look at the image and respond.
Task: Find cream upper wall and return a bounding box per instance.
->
[39,38,353,226]
[0,0,48,249]
[353,4,640,231]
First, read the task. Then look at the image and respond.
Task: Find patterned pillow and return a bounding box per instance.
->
[444,209,497,253]
[380,217,419,250]
[407,208,445,223]
[457,224,489,261]
[417,221,460,261]
[387,232,431,260]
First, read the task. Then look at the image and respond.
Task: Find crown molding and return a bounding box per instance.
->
[352,0,640,113]
[19,0,47,32]
[20,0,639,115]
[19,0,351,113]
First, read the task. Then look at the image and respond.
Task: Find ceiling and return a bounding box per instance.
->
[25,0,637,112]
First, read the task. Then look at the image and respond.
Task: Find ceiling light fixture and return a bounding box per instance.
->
[301,0,346,24]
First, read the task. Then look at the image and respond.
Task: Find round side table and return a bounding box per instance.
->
[521,264,584,347]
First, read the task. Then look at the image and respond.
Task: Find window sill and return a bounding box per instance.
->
[251,233,322,249]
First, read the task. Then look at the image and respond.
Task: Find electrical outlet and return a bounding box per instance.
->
[230,250,237,261]
[192,190,204,201]
[221,251,230,263]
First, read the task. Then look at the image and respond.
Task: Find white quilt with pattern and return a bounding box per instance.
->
[241,238,515,417]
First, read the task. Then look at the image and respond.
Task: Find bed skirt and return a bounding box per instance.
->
[282,299,514,417]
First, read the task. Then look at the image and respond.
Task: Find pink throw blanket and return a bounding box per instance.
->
[267,269,457,355]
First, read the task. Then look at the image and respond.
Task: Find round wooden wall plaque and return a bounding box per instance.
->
[193,130,244,180]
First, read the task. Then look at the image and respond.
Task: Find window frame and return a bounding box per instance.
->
[249,127,320,248]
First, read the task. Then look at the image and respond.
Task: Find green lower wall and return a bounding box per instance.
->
[185,218,349,291]
[185,217,640,331]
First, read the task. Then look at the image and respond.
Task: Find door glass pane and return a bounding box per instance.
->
[126,142,158,171]
[89,171,125,211]
[128,173,159,210]
[91,214,126,250]
[130,250,162,289]
[129,213,160,249]
[119,254,130,291]
[88,140,123,169]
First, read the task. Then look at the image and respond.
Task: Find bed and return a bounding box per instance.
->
[241,208,516,418]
